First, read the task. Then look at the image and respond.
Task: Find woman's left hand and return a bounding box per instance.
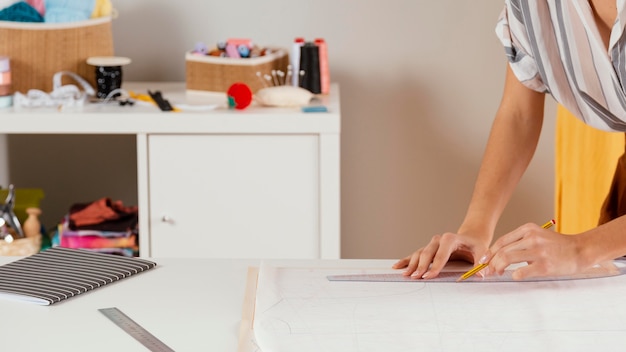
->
[481,222,583,280]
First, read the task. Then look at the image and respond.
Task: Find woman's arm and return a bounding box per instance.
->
[458,64,546,242]
[484,214,626,280]
[394,64,546,279]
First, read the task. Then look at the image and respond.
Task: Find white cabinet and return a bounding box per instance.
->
[1,82,341,259]
[148,134,321,258]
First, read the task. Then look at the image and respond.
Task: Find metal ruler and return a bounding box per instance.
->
[99,307,175,352]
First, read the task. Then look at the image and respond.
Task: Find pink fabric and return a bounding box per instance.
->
[25,0,44,16]
[61,235,137,249]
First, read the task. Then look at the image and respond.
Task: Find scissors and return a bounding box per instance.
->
[0,185,24,240]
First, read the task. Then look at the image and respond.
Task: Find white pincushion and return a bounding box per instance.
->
[255,86,313,107]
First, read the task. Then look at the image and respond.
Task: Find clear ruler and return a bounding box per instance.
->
[327,271,465,282]
[99,307,175,352]
[327,262,626,283]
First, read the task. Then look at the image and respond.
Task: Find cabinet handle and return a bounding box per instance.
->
[161,215,174,224]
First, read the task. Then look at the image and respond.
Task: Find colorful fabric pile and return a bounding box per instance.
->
[52,197,138,257]
[0,0,113,23]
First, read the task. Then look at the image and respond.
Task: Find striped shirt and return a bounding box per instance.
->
[496,0,626,132]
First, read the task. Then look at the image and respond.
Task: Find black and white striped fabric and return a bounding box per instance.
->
[0,247,157,305]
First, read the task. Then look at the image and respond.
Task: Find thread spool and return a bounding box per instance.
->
[314,38,330,95]
[291,37,305,86]
[299,42,321,94]
[0,56,12,108]
[86,56,131,100]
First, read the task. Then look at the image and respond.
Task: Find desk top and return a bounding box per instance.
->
[7,255,626,352]
[0,82,340,134]
[0,256,387,351]
[251,260,626,352]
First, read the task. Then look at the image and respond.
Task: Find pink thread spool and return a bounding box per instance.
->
[0,56,12,108]
[314,38,330,95]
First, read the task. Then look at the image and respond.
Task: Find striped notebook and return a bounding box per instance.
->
[0,247,157,305]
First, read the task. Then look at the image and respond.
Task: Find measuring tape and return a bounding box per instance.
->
[99,307,175,352]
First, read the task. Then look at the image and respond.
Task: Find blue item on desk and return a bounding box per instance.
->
[302,105,328,113]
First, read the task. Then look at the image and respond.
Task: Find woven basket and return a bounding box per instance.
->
[186,48,289,93]
[0,234,41,256]
[0,17,114,94]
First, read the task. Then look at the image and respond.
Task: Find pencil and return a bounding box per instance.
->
[455,219,556,282]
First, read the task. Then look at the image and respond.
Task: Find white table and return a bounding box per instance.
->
[5,255,626,352]
[0,256,385,351]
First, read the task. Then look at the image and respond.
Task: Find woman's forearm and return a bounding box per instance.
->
[577,216,626,268]
[459,66,546,241]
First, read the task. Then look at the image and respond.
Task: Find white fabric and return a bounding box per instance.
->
[13,71,95,108]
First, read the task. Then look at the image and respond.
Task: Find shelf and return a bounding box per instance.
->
[0,82,341,134]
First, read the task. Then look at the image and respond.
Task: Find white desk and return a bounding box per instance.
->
[3,256,626,351]
[0,255,253,351]
[0,256,382,351]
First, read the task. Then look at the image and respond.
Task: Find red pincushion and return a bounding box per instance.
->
[227,82,253,110]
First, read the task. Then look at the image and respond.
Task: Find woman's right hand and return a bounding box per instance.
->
[392,232,489,279]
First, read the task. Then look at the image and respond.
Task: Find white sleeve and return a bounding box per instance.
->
[495,5,548,93]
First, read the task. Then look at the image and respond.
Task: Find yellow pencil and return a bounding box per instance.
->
[456,219,556,282]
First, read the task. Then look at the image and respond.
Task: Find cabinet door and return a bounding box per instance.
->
[148,134,320,258]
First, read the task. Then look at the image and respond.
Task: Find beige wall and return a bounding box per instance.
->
[7,0,556,259]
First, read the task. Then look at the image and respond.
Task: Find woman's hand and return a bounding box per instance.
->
[481,222,583,280]
[392,232,489,279]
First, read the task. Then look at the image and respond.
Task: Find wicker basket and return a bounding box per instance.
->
[0,234,41,256]
[186,48,289,93]
[0,17,114,94]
